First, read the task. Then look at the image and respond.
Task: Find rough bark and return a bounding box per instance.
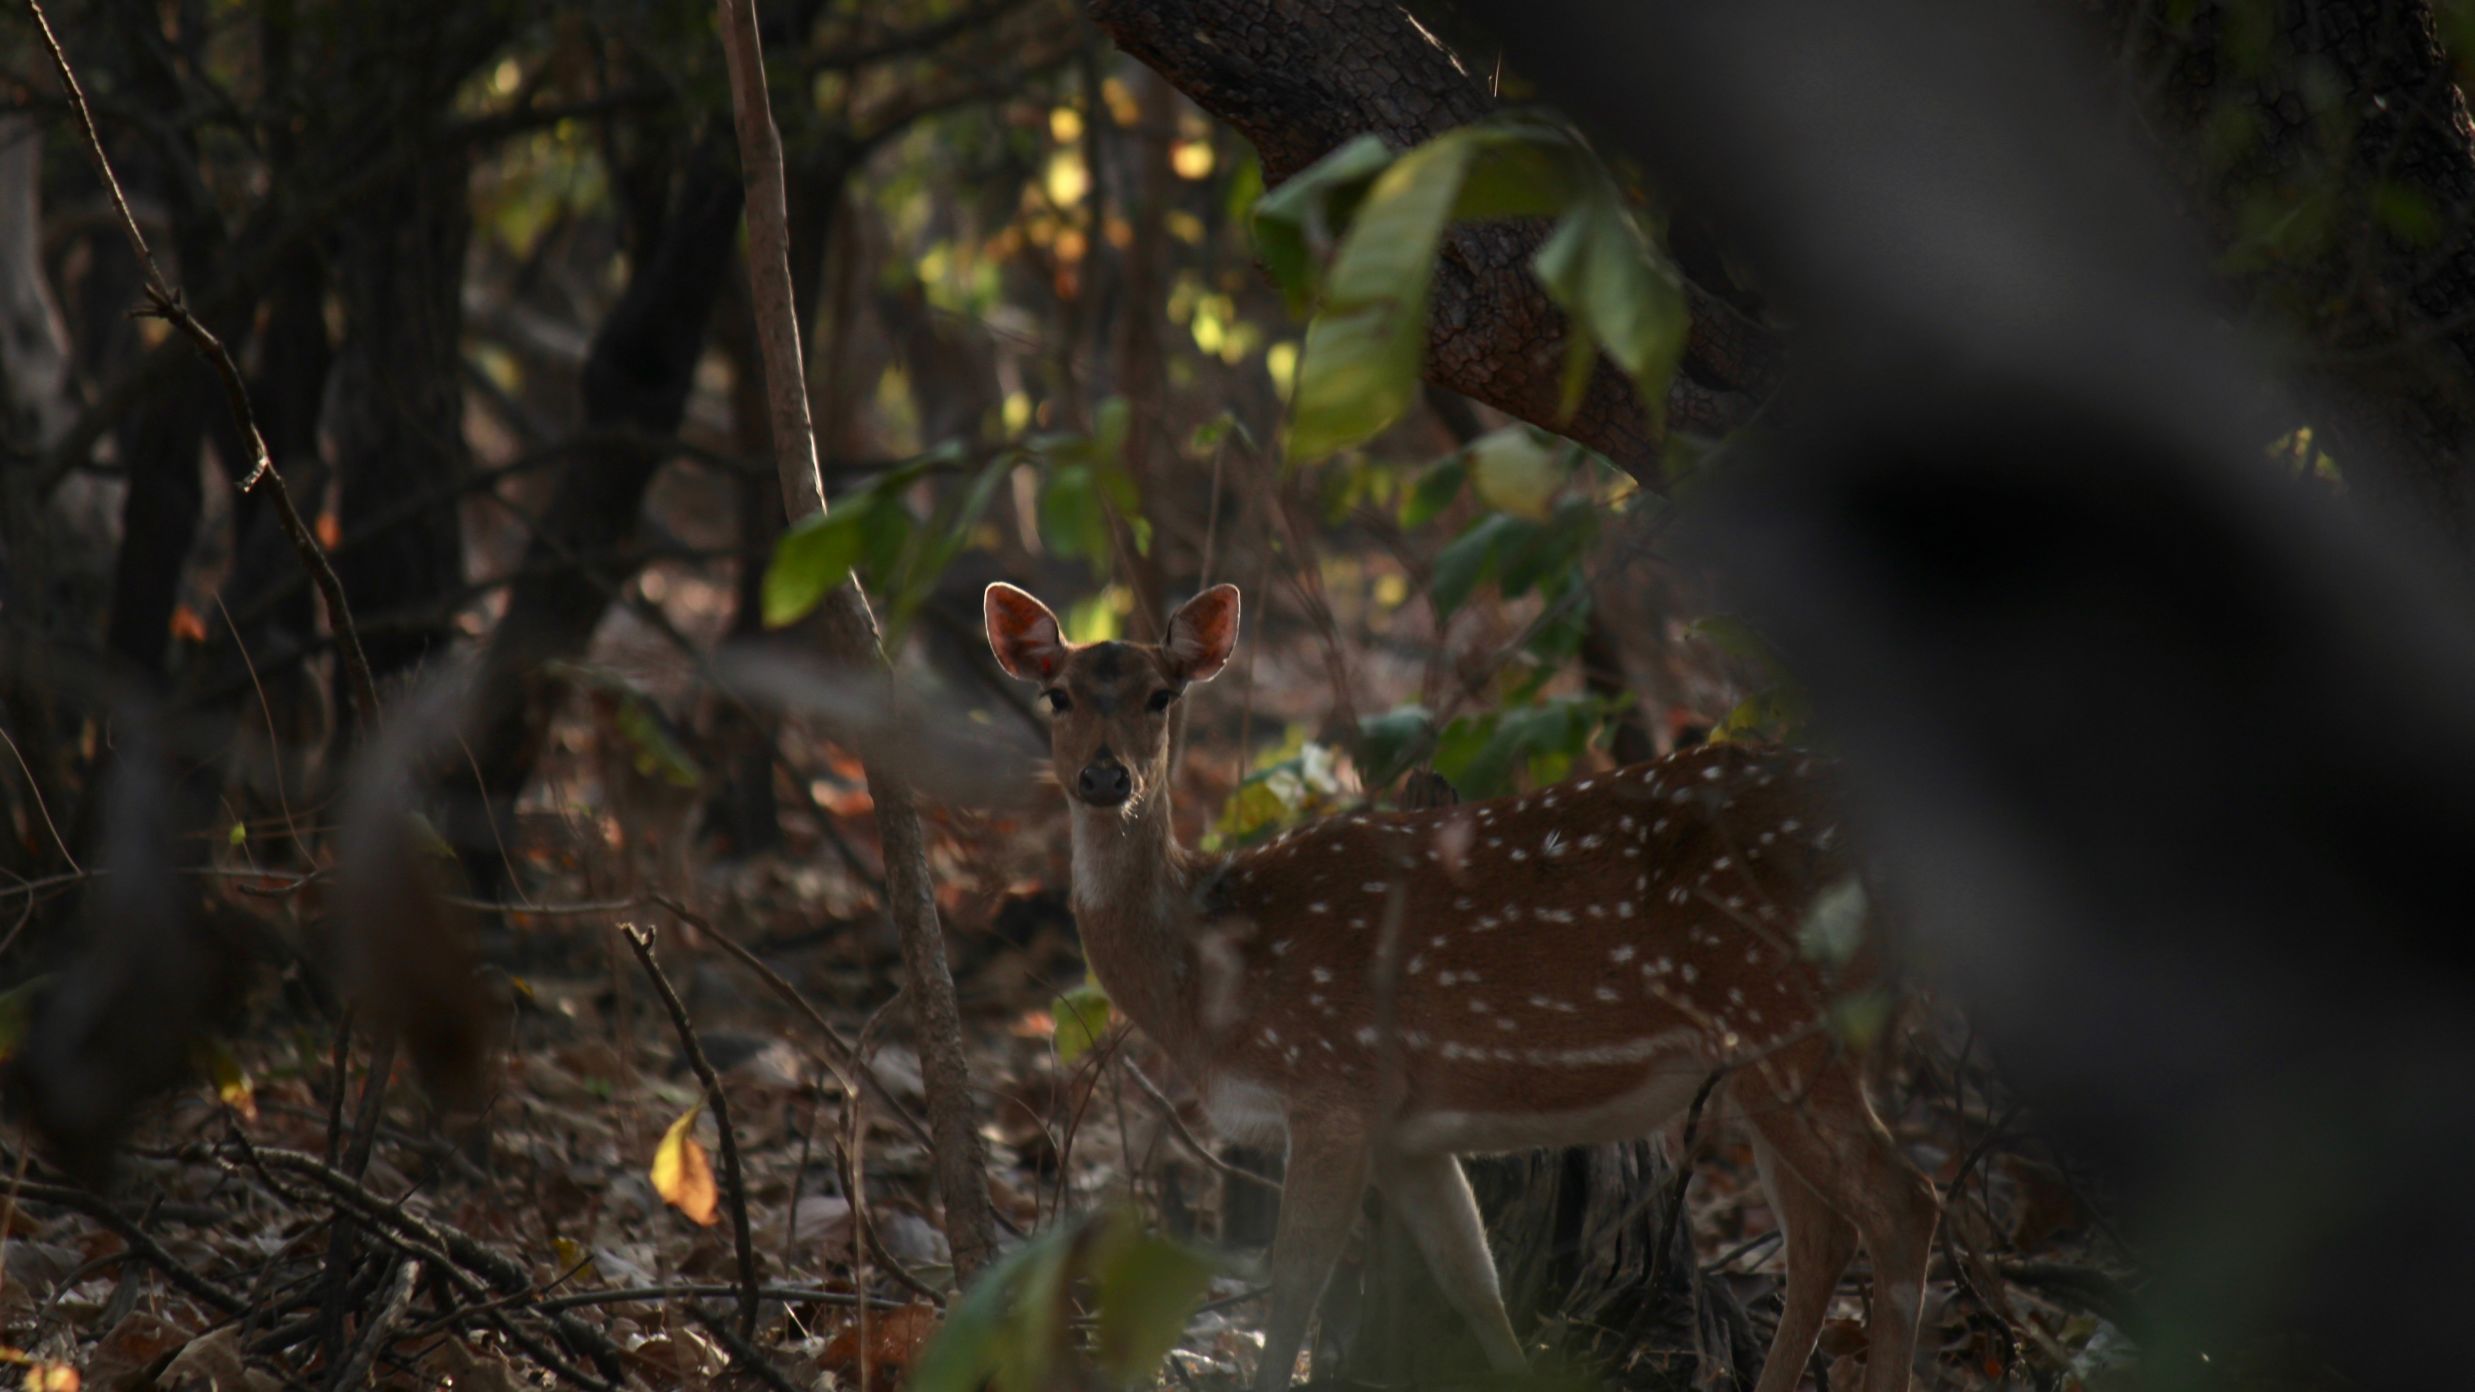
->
[2095,0,2475,559]
[715,0,999,1283]
[1083,0,1782,479]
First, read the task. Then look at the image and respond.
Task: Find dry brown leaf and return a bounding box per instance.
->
[821,1300,941,1378]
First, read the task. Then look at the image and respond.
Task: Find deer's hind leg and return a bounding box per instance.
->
[1738,1054,1939,1392]
[1376,1150,1526,1373]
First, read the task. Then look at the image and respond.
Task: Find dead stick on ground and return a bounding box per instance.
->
[622,924,762,1340]
[18,0,379,731]
[712,0,996,1282]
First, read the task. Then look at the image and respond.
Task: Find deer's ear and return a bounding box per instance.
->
[1163,584,1241,682]
[985,583,1067,681]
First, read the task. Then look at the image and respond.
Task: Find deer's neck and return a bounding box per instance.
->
[1067,793,1205,1057]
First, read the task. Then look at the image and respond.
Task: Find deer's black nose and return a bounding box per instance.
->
[1076,760,1132,807]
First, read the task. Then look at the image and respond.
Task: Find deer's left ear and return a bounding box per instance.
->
[986,583,1067,681]
[1163,584,1241,682]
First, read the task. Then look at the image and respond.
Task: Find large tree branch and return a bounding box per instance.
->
[1085,0,1780,475]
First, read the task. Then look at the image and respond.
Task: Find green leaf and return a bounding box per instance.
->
[1355,705,1437,789]
[1251,134,1394,313]
[1090,1212,1220,1385]
[1531,194,1689,422]
[1466,426,1566,521]
[1287,134,1482,463]
[1400,454,1467,529]
[763,505,872,627]
[1449,124,1590,220]
[228,821,247,847]
[615,696,703,789]
[1038,465,1111,570]
[1053,980,1114,1066]
[908,1221,1081,1392]
[1429,512,1529,617]
[1799,876,1869,970]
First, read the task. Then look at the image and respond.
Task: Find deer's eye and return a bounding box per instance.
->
[1042,689,1073,713]
[1147,688,1180,713]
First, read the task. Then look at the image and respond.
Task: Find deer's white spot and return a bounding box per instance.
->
[1469,999,1491,1013]
[1542,831,1565,856]
[1355,1025,1381,1045]
[1510,849,1529,862]
[1436,969,1455,985]
[1497,1016,1519,1031]
[1577,779,1596,792]
[1311,966,1333,983]
[1610,944,1637,963]
[1618,901,1634,916]
[1702,765,1722,781]
[1363,881,1388,894]
[1713,856,1733,871]
[1680,963,1699,983]
[1271,939,1291,955]
[1309,901,1329,914]
[1595,985,1621,1003]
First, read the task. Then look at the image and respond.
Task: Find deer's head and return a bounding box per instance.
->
[984,583,1241,815]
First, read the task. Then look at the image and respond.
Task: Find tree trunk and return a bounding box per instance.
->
[325,3,505,706]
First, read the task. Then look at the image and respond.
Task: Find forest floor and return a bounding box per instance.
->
[0,597,2144,1391]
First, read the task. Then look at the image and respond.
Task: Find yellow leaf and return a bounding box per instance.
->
[551,1235,597,1281]
[651,1103,720,1226]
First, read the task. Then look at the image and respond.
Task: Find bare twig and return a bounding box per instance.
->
[621,924,761,1340]
[19,0,380,730]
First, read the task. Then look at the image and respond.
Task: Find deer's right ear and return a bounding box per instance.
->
[985,583,1067,681]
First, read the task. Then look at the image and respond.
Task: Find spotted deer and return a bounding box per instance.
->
[985,582,1940,1392]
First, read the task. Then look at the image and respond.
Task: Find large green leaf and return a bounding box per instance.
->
[1355,705,1438,789]
[1251,134,1394,313]
[1531,192,1690,421]
[1052,980,1113,1066]
[762,503,872,628]
[1287,134,1480,463]
[1090,1213,1221,1385]
[1466,426,1567,521]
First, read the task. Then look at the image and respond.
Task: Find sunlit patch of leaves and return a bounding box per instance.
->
[1209,735,1350,846]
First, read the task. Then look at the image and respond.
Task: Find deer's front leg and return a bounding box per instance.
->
[1254,1115,1370,1392]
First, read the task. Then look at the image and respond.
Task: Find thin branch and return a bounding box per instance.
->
[621,923,762,1340]
[18,0,380,729]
